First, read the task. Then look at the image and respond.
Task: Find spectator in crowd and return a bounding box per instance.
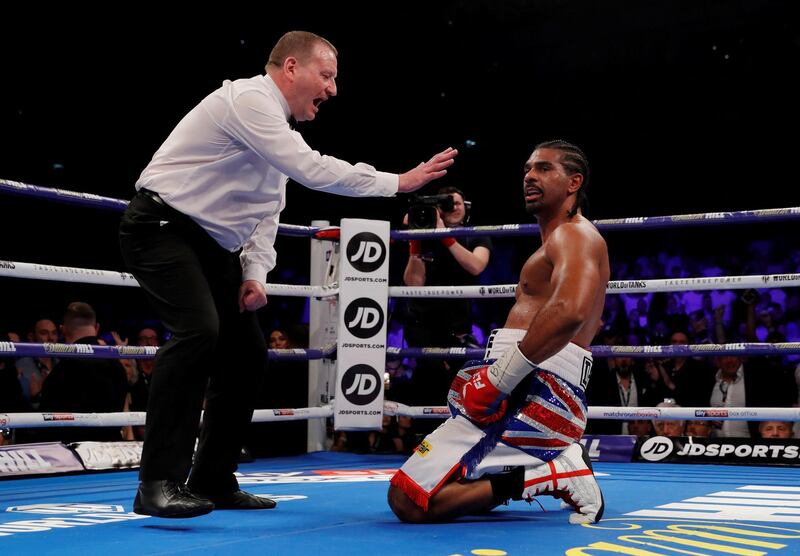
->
[706,355,782,438]
[654,330,716,407]
[758,420,795,439]
[403,186,492,409]
[685,420,713,438]
[128,327,161,440]
[600,296,628,336]
[585,351,666,435]
[662,293,690,335]
[652,400,685,438]
[796,361,800,406]
[249,325,307,458]
[268,328,292,350]
[627,419,653,438]
[1,332,32,445]
[16,318,59,407]
[688,310,713,345]
[384,355,414,405]
[38,302,129,443]
[366,415,412,454]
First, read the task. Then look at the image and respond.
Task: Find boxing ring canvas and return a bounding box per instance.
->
[2,451,800,555]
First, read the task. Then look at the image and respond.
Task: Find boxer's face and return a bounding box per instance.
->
[523,148,575,215]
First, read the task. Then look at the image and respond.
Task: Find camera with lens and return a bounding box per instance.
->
[407,194,455,229]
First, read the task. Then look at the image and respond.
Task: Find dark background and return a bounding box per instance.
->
[1,1,799,336]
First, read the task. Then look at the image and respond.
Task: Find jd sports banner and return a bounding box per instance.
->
[635,435,800,466]
[334,219,390,430]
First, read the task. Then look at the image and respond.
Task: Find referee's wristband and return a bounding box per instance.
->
[441,237,456,248]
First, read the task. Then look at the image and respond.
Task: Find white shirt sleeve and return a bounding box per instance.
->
[224,89,398,197]
[240,211,280,286]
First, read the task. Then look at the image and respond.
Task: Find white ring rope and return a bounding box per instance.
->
[0,261,338,298]
[3,404,794,430]
[390,273,800,298]
[383,402,800,422]
[0,406,334,429]
[2,260,798,297]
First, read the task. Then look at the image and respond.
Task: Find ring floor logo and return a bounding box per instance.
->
[346,232,386,272]
[341,364,382,405]
[0,503,148,537]
[344,297,384,339]
[639,435,674,461]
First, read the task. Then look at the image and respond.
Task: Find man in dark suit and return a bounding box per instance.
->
[39,302,128,443]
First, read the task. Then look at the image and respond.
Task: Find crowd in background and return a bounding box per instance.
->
[2,236,799,453]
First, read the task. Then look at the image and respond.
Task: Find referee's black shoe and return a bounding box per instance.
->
[133,480,214,518]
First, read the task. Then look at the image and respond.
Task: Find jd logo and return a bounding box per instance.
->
[344,298,384,339]
[341,364,382,405]
[346,232,386,272]
[640,435,674,462]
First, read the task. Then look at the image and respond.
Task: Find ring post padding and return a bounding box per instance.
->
[308,219,338,451]
[334,219,390,431]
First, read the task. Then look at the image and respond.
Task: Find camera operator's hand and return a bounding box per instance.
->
[437,209,459,249]
[398,147,458,193]
[435,209,446,229]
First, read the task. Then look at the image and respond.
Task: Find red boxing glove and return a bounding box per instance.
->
[461,366,509,425]
[441,237,456,248]
[458,346,536,426]
[409,240,422,256]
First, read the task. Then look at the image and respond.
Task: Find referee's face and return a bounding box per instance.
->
[292,45,338,122]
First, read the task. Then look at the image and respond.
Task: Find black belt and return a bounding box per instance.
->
[140,188,166,206]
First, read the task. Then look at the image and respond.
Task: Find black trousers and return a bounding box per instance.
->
[119,191,267,488]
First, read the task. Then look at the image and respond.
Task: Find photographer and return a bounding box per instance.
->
[402,186,492,406]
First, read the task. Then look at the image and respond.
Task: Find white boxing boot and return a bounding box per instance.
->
[520,442,604,524]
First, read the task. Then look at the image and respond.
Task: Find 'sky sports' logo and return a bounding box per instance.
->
[344,298,384,338]
[341,364,382,405]
[346,232,386,272]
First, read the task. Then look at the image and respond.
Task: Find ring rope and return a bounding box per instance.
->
[5,403,792,430]
[391,207,800,239]
[383,402,800,422]
[3,341,796,362]
[0,406,334,429]
[390,343,800,359]
[0,342,337,361]
[390,273,800,297]
[2,260,797,296]
[0,178,323,238]
[0,261,339,297]
[3,179,799,240]
[0,178,130,211]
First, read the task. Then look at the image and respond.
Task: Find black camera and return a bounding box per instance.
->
[407,194,455,229]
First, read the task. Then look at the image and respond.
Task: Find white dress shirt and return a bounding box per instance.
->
[710,365,749,438]
[136,74,398,284]
[617,372,638,435]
